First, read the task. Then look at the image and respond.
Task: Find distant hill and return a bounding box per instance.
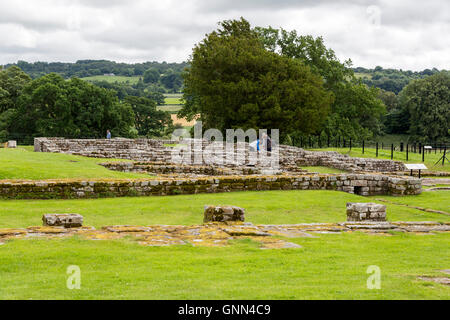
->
[3,60,188,93]
[3,60,187,78]
[2,60,446,96]
[353,66,444,94]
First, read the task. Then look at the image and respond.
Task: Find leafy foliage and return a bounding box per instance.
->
[180,18,333,138]
[124,96,173,137]
[399,71,450,142]
[256,26,385,139]
[354,66,442,94]
[1,73,136,142]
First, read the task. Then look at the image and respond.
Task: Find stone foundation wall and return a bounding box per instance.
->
[100,162,263,176]
[0,174,421,200]
[34,138,406,173]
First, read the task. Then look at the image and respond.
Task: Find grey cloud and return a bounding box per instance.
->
[194,0,381,12]
[0,0,448,71]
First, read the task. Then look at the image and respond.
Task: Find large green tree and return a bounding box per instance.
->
[256,27,385,139]
[180,18,333,137]
[399,71,450,142]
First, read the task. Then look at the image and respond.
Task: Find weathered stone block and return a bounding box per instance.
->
[204,205,245,223]
[346,203,386,222]
[7,140,17,148]
[42,214,83,228]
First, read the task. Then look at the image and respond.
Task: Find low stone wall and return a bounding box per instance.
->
[100,162,263,176]
[34,138,406,173]
[0,174,421,200]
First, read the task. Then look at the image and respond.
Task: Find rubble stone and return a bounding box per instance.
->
[204,206,245,223]
[42,214,83,228]
[346,203,387,222]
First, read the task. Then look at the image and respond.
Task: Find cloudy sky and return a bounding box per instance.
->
[0,0,448,70]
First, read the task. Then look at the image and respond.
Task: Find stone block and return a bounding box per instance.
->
[42,214,83,228]
[7,140,17,148]
[346,203,386,222]
[204,205,245,223]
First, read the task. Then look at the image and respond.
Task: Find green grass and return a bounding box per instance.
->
[0,144,449,300]
[0,147,148,180]
[81,75,140,84]
[0,233,448,299]
[1,190,448,229]
[371,190,450,214]
[164,97,183,105]
[311,147,450,172]
[301,166,347,174]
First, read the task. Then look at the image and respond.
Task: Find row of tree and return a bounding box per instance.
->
[3,60,186,94]
[0,66,173,144]
[179,18,449,143]
[354,66,442,94]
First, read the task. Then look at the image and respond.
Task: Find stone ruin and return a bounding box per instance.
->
[204,206,245,223]
[42,213,83,228]
[34,137,406,173]
[1,206,447,248]
[346,203,387,222]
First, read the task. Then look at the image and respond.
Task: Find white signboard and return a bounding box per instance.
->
[405,164,428,170]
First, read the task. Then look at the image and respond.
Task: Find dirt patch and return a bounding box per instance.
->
[170,114,198,126]
[418,276,450,286]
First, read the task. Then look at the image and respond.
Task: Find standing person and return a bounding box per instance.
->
[266,134,272,152]
[106,130,111,139]
[261,133,267,151]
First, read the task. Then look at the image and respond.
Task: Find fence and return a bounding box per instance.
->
[293,135,449,165]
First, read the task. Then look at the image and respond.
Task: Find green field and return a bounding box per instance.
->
[165,97,183,105]
[0,147,147,180]
[1,189,449,228]
[0,146,449,300]
[81,75,141,84]
[157,105,183,113]
[1,232,448,300]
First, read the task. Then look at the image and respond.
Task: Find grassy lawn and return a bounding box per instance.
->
[81,75,140,84]
[0,144,448,300]
[0,147,147,180]
[0,233,448,299]
[300,166,347,174]
[1,190,449,229]
[164,97,183,105]
[371,190,450,214]
[311,147,450,172]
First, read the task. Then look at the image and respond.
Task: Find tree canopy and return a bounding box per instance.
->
[256,26,385,139]
[399,71,449,142]
[180,18,333,138]
[0,70,174,143]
